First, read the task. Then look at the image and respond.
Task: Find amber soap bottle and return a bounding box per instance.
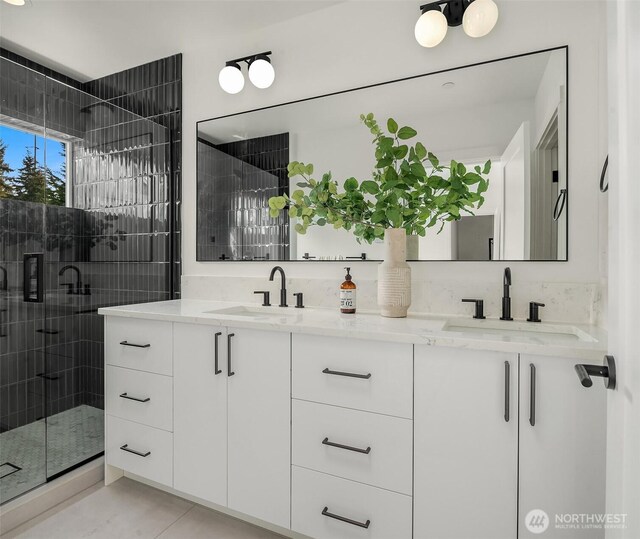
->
[340,267,357,314]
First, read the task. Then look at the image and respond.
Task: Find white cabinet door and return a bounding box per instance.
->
[227,327,291,529]
[519,355,606,539]
[414,346,518,539]
[173,323,228,506]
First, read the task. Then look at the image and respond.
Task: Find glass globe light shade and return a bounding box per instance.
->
[248,58,275,89]
[218,64,245,94]
[415,9,448,48]
[462,0,499,38]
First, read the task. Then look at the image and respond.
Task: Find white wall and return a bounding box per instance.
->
[181,0,607,301]
[288,101,526,260]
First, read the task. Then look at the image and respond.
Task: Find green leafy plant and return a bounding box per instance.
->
[268,113,491,244]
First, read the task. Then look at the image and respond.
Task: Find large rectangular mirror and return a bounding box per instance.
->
[197,47,567,262]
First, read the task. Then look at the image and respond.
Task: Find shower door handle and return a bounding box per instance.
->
[23,253,43,303]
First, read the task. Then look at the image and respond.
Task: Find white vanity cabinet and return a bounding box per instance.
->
[414,346,519,539]
[173,324,291,529]
[173,323,228,506]
[291,334,414,539]
[414,347,607,539]
[102,305,607,539]
[104,317,175,488]
[519,354,606,539]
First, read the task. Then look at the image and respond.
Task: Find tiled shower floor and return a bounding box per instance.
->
[0,405,103,504]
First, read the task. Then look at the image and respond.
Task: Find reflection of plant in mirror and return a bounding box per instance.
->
[268,113,491,244]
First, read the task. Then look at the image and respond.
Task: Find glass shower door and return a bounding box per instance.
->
[41,77,106,479]
[0,60,49,503]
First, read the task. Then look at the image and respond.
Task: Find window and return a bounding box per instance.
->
[0,123,69,206]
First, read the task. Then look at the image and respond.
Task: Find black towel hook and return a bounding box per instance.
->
[553,188,567,221]
[599,155,609,193]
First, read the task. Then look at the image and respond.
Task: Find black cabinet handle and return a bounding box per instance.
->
[322,368,371,380]
[120,444,150,457]
[321,507,370,529]
[504,361,510,422]
[119,392,150,403]
[227,333,235,376]
[214,332,222,375]
[529,363,536,426]
[120,341,151,348]
[322,437,371,454]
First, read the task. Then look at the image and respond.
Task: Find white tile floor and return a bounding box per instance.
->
[5,478,285,539]
[0,405,104,504]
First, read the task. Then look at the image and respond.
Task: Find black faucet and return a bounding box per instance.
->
[269,266,288,307]
[59,265,82,295]
[500,267,513,321]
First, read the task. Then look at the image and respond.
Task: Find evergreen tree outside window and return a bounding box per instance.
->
[0,123,68,206]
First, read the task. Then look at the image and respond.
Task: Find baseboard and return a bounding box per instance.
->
[0,457,104,536]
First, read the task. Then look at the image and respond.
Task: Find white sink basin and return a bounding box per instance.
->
[205,305,300,319]
[442,319,597,343]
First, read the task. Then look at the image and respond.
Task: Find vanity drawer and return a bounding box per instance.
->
[292,334,413,418]
[106,415,173,487]
[105,366,173,431]
[105,317,172,376]
[292,466,412,539]
[292,400,412,495]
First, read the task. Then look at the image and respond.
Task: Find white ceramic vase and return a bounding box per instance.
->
[378,227,412,318]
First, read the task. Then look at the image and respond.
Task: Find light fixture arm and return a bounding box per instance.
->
[419,0,474,27]
[225,51,272,67]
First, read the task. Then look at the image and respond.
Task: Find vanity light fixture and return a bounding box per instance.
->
[2,0,26,5]
[218,51,274,94]
[415,0,499,48]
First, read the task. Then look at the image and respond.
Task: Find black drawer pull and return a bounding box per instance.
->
[322,437,371,454]
[120,444,150,457]
[321,507,370,529]
[322,368,371,379]
[120,341,151,348]
[119,392,150,403]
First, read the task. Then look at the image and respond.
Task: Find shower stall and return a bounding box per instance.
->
[0,56,176,504]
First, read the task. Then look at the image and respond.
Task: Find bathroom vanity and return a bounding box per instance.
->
[100,300,607,539]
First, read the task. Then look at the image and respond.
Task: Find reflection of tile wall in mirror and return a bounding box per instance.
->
[197,133,289,261]
[196,47,568,262]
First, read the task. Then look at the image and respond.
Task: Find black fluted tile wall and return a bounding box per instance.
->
[0,200,47,431]
[0,52,181,433]
[83,54,182,298]
[197,133,289,261]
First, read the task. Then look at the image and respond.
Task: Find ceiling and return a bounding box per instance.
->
[0,0,342,81]
[198,49,556,143]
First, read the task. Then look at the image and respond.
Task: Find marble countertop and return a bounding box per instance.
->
[99,299,608,361]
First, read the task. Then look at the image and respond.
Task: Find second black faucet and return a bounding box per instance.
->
[269,266,288,307]
[500,267,513,321]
